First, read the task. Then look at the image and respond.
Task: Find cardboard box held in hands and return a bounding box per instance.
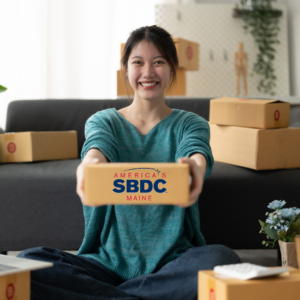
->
[84,163,190,206]
[209,124,300,170]
[198,267,300,300]
[0,131,78,163]
[209,97,290,129]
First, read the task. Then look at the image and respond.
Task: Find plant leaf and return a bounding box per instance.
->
[277,230,287,239]
[265,224,279,239]
[289,218,300,235]
[0,85,7,93]
[259,219,266,230]
[290,231,297,242]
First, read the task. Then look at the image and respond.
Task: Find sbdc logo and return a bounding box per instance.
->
[113,179,166,194]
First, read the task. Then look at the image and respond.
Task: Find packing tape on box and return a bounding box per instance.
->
[4,133,15,141]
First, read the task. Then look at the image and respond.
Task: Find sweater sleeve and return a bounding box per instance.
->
[175,112,214,179]
[81,111,119,162]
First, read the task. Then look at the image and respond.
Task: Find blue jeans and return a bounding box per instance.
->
[18,245,240,300]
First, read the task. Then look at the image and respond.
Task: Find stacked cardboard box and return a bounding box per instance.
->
[117,38,199,97]
[209,97,300,170]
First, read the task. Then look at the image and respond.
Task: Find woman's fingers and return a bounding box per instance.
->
[177,157,204,208]
[76,158,100,205]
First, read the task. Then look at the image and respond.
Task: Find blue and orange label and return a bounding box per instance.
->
[84,163,189,205]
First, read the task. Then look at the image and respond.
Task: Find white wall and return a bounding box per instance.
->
[195,0,300,97]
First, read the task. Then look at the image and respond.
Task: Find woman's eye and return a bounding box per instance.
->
[133,61,142,65]
[154,60,164,65]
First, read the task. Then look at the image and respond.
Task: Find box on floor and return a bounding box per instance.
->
[198,267,300,300]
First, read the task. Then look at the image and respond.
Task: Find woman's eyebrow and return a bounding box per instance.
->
[130,55,165,60]
[130,56,143,60]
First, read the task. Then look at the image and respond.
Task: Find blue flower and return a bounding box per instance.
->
[292,209,300,217]
[267,200,286,210]
[281,208,294,218]
[266,218,275,224]
[280,225,289,231]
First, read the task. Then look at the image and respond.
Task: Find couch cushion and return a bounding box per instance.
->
[0,159,83,251]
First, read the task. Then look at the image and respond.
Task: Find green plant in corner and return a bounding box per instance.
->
[259,200,300,248]
[234,0,282,96]
[0,85,7,93]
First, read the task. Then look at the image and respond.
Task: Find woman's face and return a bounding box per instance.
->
[127,40,172,101]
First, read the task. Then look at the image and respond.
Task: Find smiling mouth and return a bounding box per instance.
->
[139,82,159,87]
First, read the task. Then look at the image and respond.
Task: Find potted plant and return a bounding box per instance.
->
[0,85,7,93]
[259,200,300,268]
[233,0,282,96]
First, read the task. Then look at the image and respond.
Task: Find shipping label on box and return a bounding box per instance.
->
[84,163,189,205]
[209,97,290,129]
[198,268,300,300]
[174,38,199,70]
[0,272,30,300]
[0,131,78,163]
[209,124,300,170]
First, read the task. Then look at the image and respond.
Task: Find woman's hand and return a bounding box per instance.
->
[76,158,100,205]
[177,154,206,208]
[76,149,108,205]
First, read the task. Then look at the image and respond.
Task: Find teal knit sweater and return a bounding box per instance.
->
[77,108,214,280]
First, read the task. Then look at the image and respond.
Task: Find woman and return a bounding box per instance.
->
[18,25,240,300]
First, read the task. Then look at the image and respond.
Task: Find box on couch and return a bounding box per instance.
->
[209,124,300,170]
[0,131,78,163]
[198,267,300,300]
[84,163,189,206]
[209,97,290,129]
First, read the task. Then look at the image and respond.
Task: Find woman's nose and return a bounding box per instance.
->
[142,63,155,78]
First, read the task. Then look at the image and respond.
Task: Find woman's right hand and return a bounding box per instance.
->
[76,158,100,205]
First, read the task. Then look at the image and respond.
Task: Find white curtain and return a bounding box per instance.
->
[0,0,167,130]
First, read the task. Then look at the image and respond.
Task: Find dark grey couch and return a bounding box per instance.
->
[1,99,300,255]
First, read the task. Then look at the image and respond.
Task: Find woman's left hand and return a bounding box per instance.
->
[177,155,206,208]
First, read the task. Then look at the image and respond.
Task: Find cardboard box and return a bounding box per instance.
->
[117,68,186,96]
[0,131,78,163]
[117,69,134,96]
[198,267,300,300]
[0,272,30,300]
[120,43,125,70]
[209,97,290,129]
[209,124,300,170]
[174,38,199,70]
[84,163,189,205]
